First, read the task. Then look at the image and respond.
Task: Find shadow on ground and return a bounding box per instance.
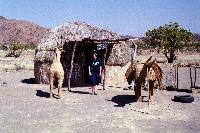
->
[36,90,50,98]
[70,90,91,95]
[177,89,192,93]
[21,78,37,84]
[166,86,192,93]
[108,95,136,107]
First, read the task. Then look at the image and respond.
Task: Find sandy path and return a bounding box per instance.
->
[0,70,200,133]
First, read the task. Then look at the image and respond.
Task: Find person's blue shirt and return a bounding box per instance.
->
[88,58,102,75]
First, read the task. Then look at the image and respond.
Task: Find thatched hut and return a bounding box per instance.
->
[34,22,133,88]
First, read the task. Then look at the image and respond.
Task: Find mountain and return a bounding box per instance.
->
[120,35,138,39]
[193,33,200,41]
[0,16,49,47]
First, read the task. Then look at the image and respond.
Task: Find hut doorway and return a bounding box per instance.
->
[83,44,105,85]
[61,42,105,87]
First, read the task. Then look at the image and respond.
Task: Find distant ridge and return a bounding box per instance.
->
[0,16,49,47]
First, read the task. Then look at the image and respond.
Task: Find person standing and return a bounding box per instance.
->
[88,50,102,95]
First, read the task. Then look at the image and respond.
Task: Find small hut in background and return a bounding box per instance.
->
[34,22,133,87]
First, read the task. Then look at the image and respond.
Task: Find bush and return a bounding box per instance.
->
[25,44,35,50]
[136,41,148,50]
[6,43,26,58]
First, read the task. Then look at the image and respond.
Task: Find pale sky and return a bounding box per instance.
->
[1,0,200,36]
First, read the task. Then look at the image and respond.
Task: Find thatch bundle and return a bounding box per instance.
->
[125,61,138,85]
[35,22,121,63]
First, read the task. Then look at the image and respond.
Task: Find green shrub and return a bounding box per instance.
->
[6,43,26,58]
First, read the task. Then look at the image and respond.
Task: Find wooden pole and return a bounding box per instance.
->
[81,51,85,86]
[147,67,150,109]
[194,67,197,88]
[131,42,137,89]
[68,42,77,91]
[189,67,193,92]
[192,67,197,95]
[103,47,107,90]
[175,65,177,90]
[176,66,179,91]
[132,42,137,61]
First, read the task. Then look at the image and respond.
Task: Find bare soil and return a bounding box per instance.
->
[1,50,200,132]
[0,70,200,133]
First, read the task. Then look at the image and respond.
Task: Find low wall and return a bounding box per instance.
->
[105,62,131,85]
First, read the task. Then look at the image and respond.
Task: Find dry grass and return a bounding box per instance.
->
[0,50,34,71]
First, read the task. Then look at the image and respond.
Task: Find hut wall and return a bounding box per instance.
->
[105,62,131,84]
[34,61,83,86]
[34,61,132,86]
[62,62,82,87]
[106,42,131,66]
[34,61,50,84]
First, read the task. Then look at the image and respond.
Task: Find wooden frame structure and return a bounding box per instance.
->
[175,65,200,92]
[66,38,129,91]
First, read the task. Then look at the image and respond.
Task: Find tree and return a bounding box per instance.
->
[192,34,200,52]
[145,22,193,63]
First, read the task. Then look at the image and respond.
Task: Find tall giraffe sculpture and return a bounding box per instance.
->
[134,56,163,102]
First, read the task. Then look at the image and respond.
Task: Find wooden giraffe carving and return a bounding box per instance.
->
[134,56,163,102]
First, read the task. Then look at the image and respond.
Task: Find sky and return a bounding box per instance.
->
[0,0,200,37]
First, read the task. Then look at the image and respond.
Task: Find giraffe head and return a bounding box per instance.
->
[145,56,157,69]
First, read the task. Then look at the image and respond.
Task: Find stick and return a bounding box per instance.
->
[175,65,177,90]
[176,66,179,91]
[68,43,77,91]
[133,42,137,61]
[147,67,150,109]
[103,47,107,90]
[194,67,197,88]
[189,67,193,92]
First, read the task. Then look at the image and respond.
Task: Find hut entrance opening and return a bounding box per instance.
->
[61,41,107,87]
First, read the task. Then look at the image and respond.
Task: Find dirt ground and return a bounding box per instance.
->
[0,70,200,133]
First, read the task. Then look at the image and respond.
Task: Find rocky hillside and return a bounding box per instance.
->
[0,16,49,47]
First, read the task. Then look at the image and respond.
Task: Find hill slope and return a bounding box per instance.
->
[0,16,49,47]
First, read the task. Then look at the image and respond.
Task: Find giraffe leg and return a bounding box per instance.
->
[134,85,142,102]
[149,81,154,102]
[58,77,64,98]
[50,75,54,98]
[159,81,164,90]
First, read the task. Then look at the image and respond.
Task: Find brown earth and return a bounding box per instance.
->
[0,16,49,47]
[0,70,200,132]
[0,50,200,132]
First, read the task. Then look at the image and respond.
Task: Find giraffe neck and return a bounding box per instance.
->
[53,53,61,63]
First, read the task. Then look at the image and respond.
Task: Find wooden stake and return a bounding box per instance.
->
[68,42,77,91]
[132,42,137,61]
[147,67,150,109]
[189,67,193,92]
[176,66,179,91]
[103,47,107,90]
[194,67,197,88]
[192,67,197,95]
[175,65,177,90]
